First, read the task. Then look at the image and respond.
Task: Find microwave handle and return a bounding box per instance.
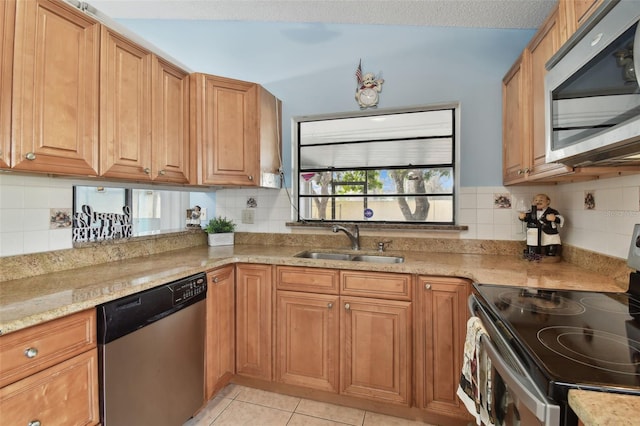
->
[634,21,640,87]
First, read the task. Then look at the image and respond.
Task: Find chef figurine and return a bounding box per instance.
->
[519,194,564,257]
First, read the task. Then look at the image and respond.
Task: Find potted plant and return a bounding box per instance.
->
[205,216,236,246]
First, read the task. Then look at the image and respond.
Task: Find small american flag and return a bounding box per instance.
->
[355,59,363,87]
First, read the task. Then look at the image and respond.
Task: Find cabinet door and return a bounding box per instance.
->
[192,73,258,186]
[12,0,99,175]
[0,0,15,169]
[527,6,572,180]
[0,348,99,426]
[340,296,411,406]
[152,57,190,183]
[502,53,530,184]
[415,276,470,419]
[99,26,153,180]
[206,265,235,399]
[235,263,272,380]
[276,291,339,392]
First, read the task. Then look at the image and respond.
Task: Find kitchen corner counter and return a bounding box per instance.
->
[0,244,627,335]
[569,389,640,425]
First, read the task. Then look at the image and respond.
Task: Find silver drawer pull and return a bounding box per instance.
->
[29,420,42,426]
[25,152,36,161]
[24,347,38,358]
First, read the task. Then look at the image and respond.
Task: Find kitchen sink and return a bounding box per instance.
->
[295,251,352,261]
[350,255,404,264]
[294,251,404,264]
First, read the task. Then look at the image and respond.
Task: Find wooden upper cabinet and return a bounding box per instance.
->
[12,0,100,176]
[559,0,605,42]
[0,0,15,169]
[502,53,530,184]
[99,26,153,180]
[191,73,281,187]
[100,27,190,183]
[526,5,572,180]
[151,56,190,183]
[191,73,259,186]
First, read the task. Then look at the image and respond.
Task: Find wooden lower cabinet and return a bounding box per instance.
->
[205,265,236,399]
[0,309,99,426]
[235,263,273,381]
[340,296,412,406]
[414,276,471,420]
[276,291,340,392]
[0,348,99,426]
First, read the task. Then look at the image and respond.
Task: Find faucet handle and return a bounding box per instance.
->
[377,240,392,252]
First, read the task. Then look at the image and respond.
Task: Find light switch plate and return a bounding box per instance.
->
[241,209,255,224]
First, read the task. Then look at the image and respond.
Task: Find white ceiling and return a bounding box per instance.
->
[86,0,556,29]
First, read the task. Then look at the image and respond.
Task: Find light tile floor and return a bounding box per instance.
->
[185,384,437,426]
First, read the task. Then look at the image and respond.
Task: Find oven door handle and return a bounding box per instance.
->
[470,295,561,426]
[480,335,556,424]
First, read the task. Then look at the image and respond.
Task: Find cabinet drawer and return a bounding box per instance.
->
[0,309,96,388]
[340,270,412,300]
[0,348,99,426]
[276,266,339,294]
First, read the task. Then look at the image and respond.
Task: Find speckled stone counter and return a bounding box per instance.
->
[0,243,627,336]
[569,390,640,425]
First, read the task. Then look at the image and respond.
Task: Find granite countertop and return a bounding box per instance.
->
[0,244,626,336]
[569,390,640,425]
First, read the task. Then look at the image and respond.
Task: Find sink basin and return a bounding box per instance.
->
[295,251,352,261]
[350,255,404,264]
[294,251,404,264]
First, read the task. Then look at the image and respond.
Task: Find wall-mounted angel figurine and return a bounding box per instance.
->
[355,60,384,109]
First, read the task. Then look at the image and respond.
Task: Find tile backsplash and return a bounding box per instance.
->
[1,172,638,259]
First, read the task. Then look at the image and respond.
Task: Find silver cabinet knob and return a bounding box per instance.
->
[248,175,254,181]
[28,421,41,426]
[344,303,350,310]
[424,283,431,290]
[24,347,38,358]
[213,277,219,283]
[143,167,151,174]
[158,170,166,176]
[327,302,333,309]
[25,152,36,161]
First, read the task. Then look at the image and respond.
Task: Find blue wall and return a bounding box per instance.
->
[117,19,535,186]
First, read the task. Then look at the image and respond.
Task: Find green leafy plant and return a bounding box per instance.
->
[205,216,236,234]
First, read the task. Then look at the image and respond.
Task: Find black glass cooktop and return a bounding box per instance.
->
[473,283,640,398]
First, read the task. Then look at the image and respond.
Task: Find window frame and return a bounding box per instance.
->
[292,104,460,225]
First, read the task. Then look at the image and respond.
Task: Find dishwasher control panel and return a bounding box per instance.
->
[170,273,207,305]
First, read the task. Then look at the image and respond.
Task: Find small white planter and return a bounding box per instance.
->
[208,232,234,247]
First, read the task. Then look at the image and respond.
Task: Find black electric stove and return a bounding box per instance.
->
[473,283,640,401]
[470,224,640,425]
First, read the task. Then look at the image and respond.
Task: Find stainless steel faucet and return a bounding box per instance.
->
[332,225,360,250]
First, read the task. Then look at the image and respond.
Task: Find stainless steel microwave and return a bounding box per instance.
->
[545,0,640,167]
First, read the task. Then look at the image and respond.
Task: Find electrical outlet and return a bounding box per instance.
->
[241,209,255,224]
[199,208,207,222]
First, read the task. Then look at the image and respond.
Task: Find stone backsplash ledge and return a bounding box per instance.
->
[0,231,633,286]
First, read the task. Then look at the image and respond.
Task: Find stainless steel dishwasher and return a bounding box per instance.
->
[97,272,207,426]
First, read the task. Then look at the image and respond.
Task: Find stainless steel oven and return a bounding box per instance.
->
[465,224,640,426]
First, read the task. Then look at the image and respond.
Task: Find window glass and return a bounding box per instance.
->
[296,108,456,224]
